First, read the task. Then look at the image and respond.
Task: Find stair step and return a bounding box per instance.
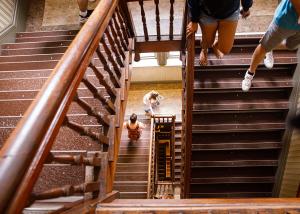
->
[1,46,69,55]
[190,176,275,184]
[194,64,295,90]
[192,142,282,150]
[24,196,83,214]
[117,155,149,163]
[0,97,111,117]
[193,90,290,111]
[114,183,147,192]
[119,192,147,199]
[16,35,75,43]
[1,40,72,49]
[191,165,277,177]
[193,51,297,66]
[189,192,272,198]
[192,130,283,144]
[115,172,148,181]
[190,183,273,194]
[191,160,278,167]
[116,163,148,172]
[118,148,149,155]
[16,30,78,38]
[0,54,64,63]
[192,111,286,132]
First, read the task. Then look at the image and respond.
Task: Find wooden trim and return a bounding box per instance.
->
[147,118,155,198]
[183,33,195,198]
[135,37,181,53]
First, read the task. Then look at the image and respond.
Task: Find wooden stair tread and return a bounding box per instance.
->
[190,176,275,184]
[191,160,278,167]
[192,142,282,150]
[192,123,285,132]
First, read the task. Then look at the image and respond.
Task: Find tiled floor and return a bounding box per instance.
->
[125,82,182,119]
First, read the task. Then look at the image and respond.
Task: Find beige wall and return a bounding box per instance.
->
[131,66,182,82]
[0,0,29,44]
[280,49,300,197]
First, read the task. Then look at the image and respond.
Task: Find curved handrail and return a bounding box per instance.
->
[147,117,155,198]
[182,33,195,198]
[0,0,119,212]
[181,0,195,197]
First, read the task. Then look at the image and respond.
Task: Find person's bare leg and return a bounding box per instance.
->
[199,22,218,65]
[213,20,238,58]
[77,0,88,12]
[249,44,267,73]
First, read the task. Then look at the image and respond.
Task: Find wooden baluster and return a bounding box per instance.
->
[104,29,124,67]
[88,62,117,100]
[115,7,129,46]
[117,2,134,38]
[47,153,101,166]
[154,0,161,40]
[96,46,121,87]
[64,116,109,145]
[139,0,149,41]
[112,14,128,52]
[81,77,116,114]
[169,0,175,40]
[31,182,100,201]
[74,93,111,127]
[108,21,126,60]
[100,37,122,77]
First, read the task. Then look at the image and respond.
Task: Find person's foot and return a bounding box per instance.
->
[264,51,274,69]
[199,49,208,66]
[79,10,93,24]
[242,70,254,92]
[212,44,224,59]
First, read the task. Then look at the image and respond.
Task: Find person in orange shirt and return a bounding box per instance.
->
[123,113,146,142]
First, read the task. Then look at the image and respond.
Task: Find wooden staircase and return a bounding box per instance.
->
[0,3,132,208]
[174,121,182,183]
[113,117,151,199]
[0,30,78,145]
[186,36,298,198]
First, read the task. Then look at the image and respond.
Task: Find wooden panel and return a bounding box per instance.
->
[280,129,300,197]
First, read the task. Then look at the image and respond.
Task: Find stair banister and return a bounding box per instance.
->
[181,3,195,197]
[0,0,120,212]
[147,117,155,198]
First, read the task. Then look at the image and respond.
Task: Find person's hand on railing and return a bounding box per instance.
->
[186,21,198,38]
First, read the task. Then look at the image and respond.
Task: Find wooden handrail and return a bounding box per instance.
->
[147,117,155,198]
[0,0,120,212]
[182,8,195,197]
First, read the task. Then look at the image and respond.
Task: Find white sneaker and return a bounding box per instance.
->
[242,71,254,92]
[264,51,274,69]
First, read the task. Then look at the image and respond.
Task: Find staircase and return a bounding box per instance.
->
[174,121,182,183]
[113,117,151,199]
[0,30,77,145]
[185,36,298,198]
[0,11,132,209]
